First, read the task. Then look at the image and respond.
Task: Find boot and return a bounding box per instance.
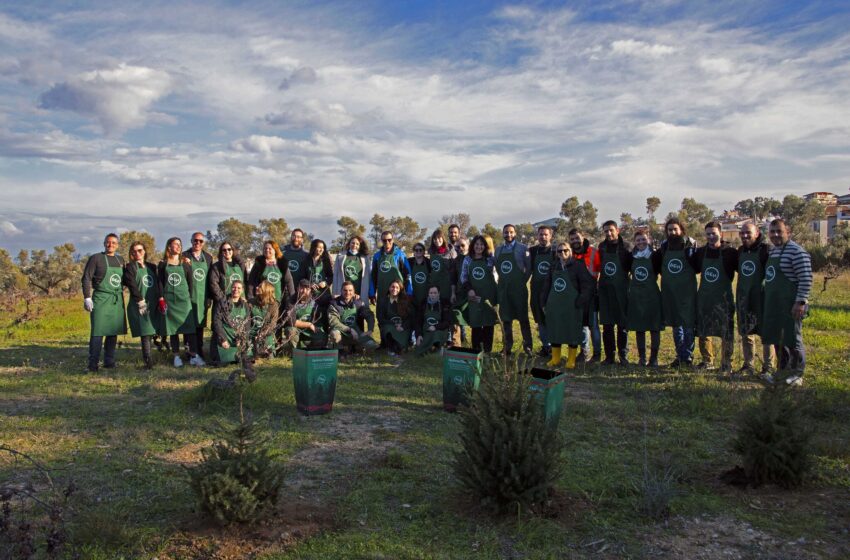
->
[637,345,647,367]
[546,345,562,368]
[566,347,577,369]
[648,346,659,368]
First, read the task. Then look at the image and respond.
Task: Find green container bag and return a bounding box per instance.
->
[292,348,339,416]
[442,347,482,412]
[527,367,567,428]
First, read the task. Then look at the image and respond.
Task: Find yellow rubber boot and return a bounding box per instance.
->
[546,345,562,368]
[566,346,577,369]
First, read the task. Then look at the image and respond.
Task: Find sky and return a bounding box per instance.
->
[1,0,849,255]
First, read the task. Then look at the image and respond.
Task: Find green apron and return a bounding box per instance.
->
[467,258,498,328]
[696,251,734,337]
[380,299,410,348]
[626,256,663,332]
[736,249,764,336]
[218,301,248,363]
[307,259,327,297]
[190,256,209,326]
[161,264,196,336]
[251,304,277,355]
[261,262,284,302]
[295,300,325,347]
[376,251,403,301]
[91,254,127,336]
[495,248,527,322]
[416,301,447,355]
[342,255,363,295]
[453,255,469,327]
[661,247,697,328]
[284,248,308,284]
[127,263,158,337]
[761,247,798,347]
[223,261,244,295]
[530,248,554,324]
[410,259,430,305]
[429,252,452,301]
[335,303,376,349]
[598,247,628,325]
[544,265,583,346]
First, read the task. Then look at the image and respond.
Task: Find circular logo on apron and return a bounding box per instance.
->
[193,268,206,282]
[311,271,323,284]
[472,267,485,281]
[740,260,756,277]
[380,260,392,273]
[391,316,402,327]
[431,259,441,272]
[142,275,154,288]
[537,260,551,276]
[108,273,121,288]
[553,277,567,293]
[266,271,281,284]
[288,260,299,272]
[704,266,720,283]
[765,265,776,283]
[604,261,617,276]
[252,315,265,328]
[453,375,462,385]
[500,260,513,275]
[316,375,327,386]
[667,259,683,274]
[414,271,427,284]
[229,273,241,285]
[426,316,439,327]
[168,273,182,286]
[345,264,357,278]
[634,266,649,282]
[344,314,356,327]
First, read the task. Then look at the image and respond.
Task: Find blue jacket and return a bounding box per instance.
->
[369,246,413,298]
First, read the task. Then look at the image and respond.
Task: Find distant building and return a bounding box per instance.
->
[533,217,561,230]
[811,204,850,244]
[804,191,838,205]
[837,189,850,205]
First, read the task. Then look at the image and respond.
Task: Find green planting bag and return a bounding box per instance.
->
[442,347,482,412]
[528,367,567,428]
[292,348,338,416]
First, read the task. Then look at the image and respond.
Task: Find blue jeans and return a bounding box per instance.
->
[776,317,805,373]
[672,327,695,363]
[582,309,601,356]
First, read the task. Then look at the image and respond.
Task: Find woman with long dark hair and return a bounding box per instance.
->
[427,229,457,305]
[303,238,333,303]
[332,235,371,297]
[460,235,498,353]
[409,242,430,307]
[157,237,203,367]
[208,241,247,364]
[122,241,159,368]
[378,278,413,356]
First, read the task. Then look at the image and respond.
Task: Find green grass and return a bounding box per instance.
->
[1,275,849,559]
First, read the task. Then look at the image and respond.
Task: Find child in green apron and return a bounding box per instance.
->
[250,280,280,358]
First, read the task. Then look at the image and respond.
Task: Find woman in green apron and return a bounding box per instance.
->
[541,243,593,369]
[247,241,294,305]
[415,285,452,356]
[378,279,413,355]
[209,241,247,365]
[157,237,204,368]
[250,280,279,358]
[122,241,160,369]
[409,242,431,307]
[427,230,457,305]
[214,280,253,364]
[332,236,371,297]
[304,239,333,303]
[626,231,663,367]
[460,235,498,353]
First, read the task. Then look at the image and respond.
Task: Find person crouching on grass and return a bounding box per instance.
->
[379,279,413,357]
[415,285,452,357]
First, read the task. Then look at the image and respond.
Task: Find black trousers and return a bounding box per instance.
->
[471,326,494,353]
[502,318,532,352]
[634,331,660,362]
[170,334,197,355]
[88,336,117,369]
[185,325,205,359]
[603,324,628,361]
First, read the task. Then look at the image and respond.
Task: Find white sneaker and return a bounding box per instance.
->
[761,372,774,384]
[189,355,206,367]
[173,355,184,368]
[785,375,803,386]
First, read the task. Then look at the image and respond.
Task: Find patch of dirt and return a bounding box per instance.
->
[158,441,212,465]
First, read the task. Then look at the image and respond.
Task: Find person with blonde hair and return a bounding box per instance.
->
[251,280,279,358]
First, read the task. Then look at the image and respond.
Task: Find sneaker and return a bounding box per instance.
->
[173,355,184,368]
[638,358,647,367]
[761,372,774,384]
[189,355,205,367]
[589,353,601,364]
[696,361,715,371]
[668,358,681,368]
[736,365,755,376]
[720,365,733,375]
[785,375,804,386]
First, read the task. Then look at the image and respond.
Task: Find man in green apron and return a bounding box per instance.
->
[82,233,126,372]
[451,236,470,346]
[283,229,310,286]
[762,219,812,386]
[284,279,328,351]
[495,224,533,355]
[736,222,774,375]
[659,218,698,367]
[529,225,556,357]
[597,220,631,365]
[368,231,412,347]
[328,281,377,355]
[183,232,212,360]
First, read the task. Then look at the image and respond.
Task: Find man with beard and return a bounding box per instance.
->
[328,281,377,356]
[494,224,533,355]
[282,228,309,286]
[570,228,601,362]
[597,220,631,365]
[736,222,774,375]
[528,225,556,357]
[447,224,463,254]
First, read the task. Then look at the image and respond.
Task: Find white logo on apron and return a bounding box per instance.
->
[168,273,182,286]
[537,260,551,275]
[426,316,439,327]
[391,316,403,327]
[500,260,513,275]
[345,265,357,277]
[704,267,720,283]
[108,274,121,288]
[266,271,281,284]
[380,260,392,273]
[142,275,154,288]
[229,273,241,284]
[414,271,426,284]
[432,259,441,272]
[553,277,567,293]
[765,265,776,283]
[472,267,485,281]
[634,266,649,282]
[604,261,617,276]
[288,260,299,272]
[667,259,683,274]
[740,260,756,277]
[193,268,206,282]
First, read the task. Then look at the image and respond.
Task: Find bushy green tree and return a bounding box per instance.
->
[331,216,366,252]
[558,196,599,239]
[665,198,715,242]
[258,218,290,247]
[18,243,81,296]
[118,231,158,263]
[207,218,260,255]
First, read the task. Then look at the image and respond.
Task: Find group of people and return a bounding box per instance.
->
[82,218,811,384]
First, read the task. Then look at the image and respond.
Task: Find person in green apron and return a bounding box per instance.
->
[494,224,533,355]
[157,237,204,367]
[657,217,698,367]
[762,219,812,386]
[209,241,247,365]
[247,241,295,307]
[214,280,253,365]
[82,233,126,372]
[541,243,593,369]
[328,281,378,356]
[460,235,499,353]
[736,222,774,375]
[597,220,631,365]
[452,236,470,347]
[250,280,280,359]
[182,232,213,361]
[369,231,412,348]
[689,221,738,374]
[626,231,663,367]
[332,236,371,298]
[414,285,452,356]
[283,228,309,286]
[378,279,413,355]
[304,239,333,303]
[529,225,556,358]
[283,279,328,351]
[409,243,431,307]
[122,241,159,369]
[427,229,457,307]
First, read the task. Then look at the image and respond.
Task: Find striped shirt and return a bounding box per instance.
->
[769,241,812,302]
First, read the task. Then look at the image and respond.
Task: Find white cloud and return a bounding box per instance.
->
[264,101,355,130]
[611,39,676,58]
[0,220,21,235]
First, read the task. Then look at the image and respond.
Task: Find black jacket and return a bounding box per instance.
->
[653,236,697,273]
[737,235,770,268]
[689,242,738,281]
[328,296,375,334]
[208,256,247,303]
[81,253,125,297]
[247,256,295,302]
[415,299,453,338]
[122,261,158,302]
[213,298,252,342]
[598,236,632,273]
[540,258,594,313]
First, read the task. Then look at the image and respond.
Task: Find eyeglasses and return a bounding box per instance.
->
[192,239,204,244]
[556,249,569,254]
[222,248,233,252]
[414,248,424,252]
[132,249,145,254]
[382,238,393,243]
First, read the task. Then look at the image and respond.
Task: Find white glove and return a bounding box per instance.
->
[137,300,148,315]
[84,298,94,312]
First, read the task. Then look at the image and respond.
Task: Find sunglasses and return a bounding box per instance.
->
[556,249,569,253]
[192,239,204,244]
[132,248,145,254]
[222,248,233,252]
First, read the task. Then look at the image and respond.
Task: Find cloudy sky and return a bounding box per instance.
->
[1,0,849,255]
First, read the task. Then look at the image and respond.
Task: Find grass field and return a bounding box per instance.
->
[1,275,848,559]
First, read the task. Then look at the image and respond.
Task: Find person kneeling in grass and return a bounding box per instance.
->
[378,279,413,356]
[415,285,452,357]
[328,281,377,356]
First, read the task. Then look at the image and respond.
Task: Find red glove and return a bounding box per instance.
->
[158,298,168,314]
